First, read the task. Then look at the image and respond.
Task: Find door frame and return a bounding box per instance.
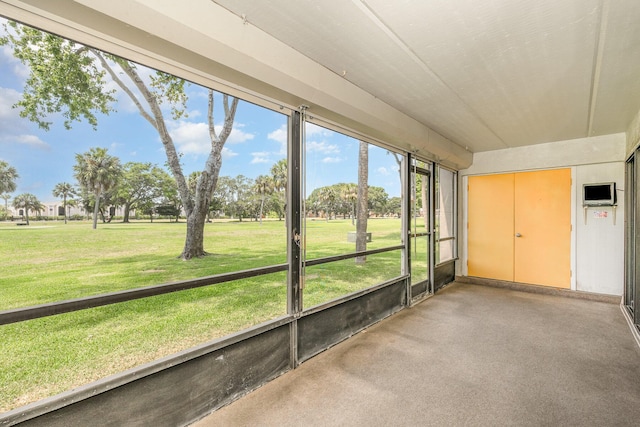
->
[462,168,577,291]
[406,154,435,303]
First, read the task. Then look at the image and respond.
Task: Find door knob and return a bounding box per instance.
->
[515,233,522,237]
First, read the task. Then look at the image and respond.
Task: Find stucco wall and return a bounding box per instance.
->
[459,133,626,296]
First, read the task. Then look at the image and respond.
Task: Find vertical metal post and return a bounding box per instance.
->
[288,110,303,367]
[625,157,634,309]
[453,169,459,261]
[403,153,412,306]
[625,154,640,326]
[429,162,436,295]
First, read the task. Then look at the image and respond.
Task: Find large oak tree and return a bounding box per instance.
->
[1,21,238,259]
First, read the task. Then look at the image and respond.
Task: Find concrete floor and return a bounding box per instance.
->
[193,282,640,426]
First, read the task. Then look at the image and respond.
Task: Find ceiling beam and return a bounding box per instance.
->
[587,0,609,136]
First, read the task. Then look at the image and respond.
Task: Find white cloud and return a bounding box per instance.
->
[307,140,340,154]
[322,156,342,163]
[168,120,254,155]
[169,121,209,155]
[0,22,29,79]
[226,124,255,144]
[306,123,333,137]
[187,109,202,119]
[0,87,49,150]
[377,166,390,176]
[268,125,287,144]
[268,124,287,155]
[0,86,20,112]
[16,134,49,149]
[251,151,270,164]
[222,147,238,159]
[0,134,50,150]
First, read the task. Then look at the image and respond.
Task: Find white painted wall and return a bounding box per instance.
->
[459,133,626,296]
[575,163,624,295]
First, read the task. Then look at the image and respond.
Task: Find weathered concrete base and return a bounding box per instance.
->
[347,231,371,243]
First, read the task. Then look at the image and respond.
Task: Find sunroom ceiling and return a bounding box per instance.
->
[212,0,640,153]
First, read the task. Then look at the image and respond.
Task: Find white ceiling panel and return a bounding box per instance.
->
[213,0,640,153]
[367,0,601,146]
[589,0,640,136]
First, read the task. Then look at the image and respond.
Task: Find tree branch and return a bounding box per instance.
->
[91,49,157,131]
[218,94,238,144]
[208,89,218,143]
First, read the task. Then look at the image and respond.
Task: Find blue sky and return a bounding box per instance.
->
[0,19,400,203]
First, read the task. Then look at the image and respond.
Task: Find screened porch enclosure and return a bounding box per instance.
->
[2,0,640,425]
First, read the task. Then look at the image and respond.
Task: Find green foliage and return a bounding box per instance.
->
[155,204,181,220]
[308,183,393,218]
[116,162,171,222]
[149,71,189,120]
[367,186,389,214]
[73,148,122,195]
[387,196,402,216]
[0,21,116,130]
[0,160,19,194]
[73,147,122,229]
[52,182,77,224]
[11,193,42,225]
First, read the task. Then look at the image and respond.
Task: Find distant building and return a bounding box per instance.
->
[5,201,127,220]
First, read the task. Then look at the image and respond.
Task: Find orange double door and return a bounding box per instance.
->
[468,169,571,288]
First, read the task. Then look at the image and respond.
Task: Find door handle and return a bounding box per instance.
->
[515,233,522,237]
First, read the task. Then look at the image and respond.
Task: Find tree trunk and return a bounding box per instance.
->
[180,152,222,259]
[181,211,206,259]
[356,141,369,264]
[110,61,239,259]
[392,152,403,235]
[259,196,264,225]
[92,192,100,229]
[123,203,131,223]
[351,203,356,226]
[63,195,68,224]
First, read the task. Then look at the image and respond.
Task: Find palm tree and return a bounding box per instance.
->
[340,183,358,225]
[254,174,273,225]
[1,193,11,219]
[319,186,338,222]
[0,160,19,195]
[52,182,77,224]
[73,147,122,229]
[65,198,78,219]
[12,193,41,225]
[270,159,287,224]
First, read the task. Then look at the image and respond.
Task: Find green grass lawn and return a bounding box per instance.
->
[0,217,403,411]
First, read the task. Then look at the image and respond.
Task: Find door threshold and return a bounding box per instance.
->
[410,292,433,306]
[456,276,621,304]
